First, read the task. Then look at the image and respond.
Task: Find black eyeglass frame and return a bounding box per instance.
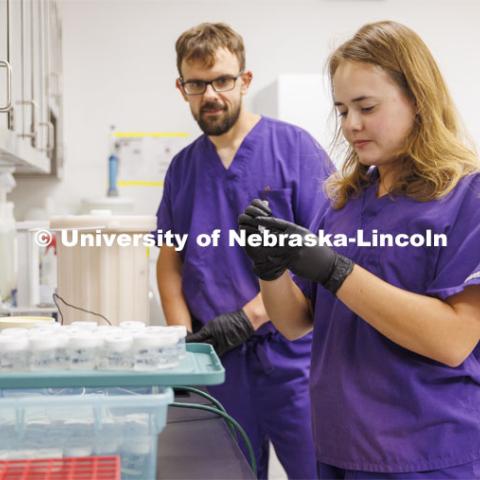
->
[179,72,244,96]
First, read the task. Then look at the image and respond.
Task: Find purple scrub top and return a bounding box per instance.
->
[296,170,480,472]
[156,116,334,327]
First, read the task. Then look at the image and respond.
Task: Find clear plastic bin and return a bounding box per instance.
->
[0,386,172,479]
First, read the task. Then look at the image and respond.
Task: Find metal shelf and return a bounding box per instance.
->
[0,128,50,173]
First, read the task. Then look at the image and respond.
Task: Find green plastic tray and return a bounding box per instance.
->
[0,343,224,389]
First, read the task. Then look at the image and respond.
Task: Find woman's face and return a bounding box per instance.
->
[333,61,417,171]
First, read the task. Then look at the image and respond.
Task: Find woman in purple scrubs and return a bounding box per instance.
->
[239,21,480,479]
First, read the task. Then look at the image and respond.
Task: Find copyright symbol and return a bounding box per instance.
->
[34,229,53,247]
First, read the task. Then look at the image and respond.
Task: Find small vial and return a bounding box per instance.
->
[145,325,187,358]
[0,336,29,371]
[132,333,179,371]
[102,334,133,370]
[68,333,102,370]
[29,334,59,371]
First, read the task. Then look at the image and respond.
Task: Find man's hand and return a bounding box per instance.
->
[238,199,290,280]
[186,310,254,356]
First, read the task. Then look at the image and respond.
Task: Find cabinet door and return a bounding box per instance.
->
[0,0,13,131]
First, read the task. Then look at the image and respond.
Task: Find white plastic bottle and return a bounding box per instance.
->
[68,333,102,370]
[0,335,29,371]
[29,334,59,370]
[102,334,133,370]
[132,333,179,371]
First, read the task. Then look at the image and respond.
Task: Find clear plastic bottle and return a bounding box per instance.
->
[0,335,29,371]
[102,334,133,370]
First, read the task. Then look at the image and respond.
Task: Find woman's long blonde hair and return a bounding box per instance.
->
[326,21,479,209]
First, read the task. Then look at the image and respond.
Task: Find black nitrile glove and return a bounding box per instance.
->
[238,199,290,281]
[186,310,254,356]
[252,216,354,294]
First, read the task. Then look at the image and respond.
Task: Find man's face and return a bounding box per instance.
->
[177,48,252,136]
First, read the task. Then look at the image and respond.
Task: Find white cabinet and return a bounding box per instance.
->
[0,0,64,177]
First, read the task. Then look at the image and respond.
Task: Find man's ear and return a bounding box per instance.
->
[240,71,253,95]
[176,78,188,102]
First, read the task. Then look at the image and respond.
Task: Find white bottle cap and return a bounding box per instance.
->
[0,335,29,352]
[120,321,146,331]
[70,321,98,330]
[169,325,187,339]
[104,335,132,352]
[1,327,29,337]
[133,333,177,349]
[68,333,102,349]
[29,334,59,351]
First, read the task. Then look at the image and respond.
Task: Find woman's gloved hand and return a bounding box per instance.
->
[186,310,254,356]
[238,199,290,280]
[239,199,354,294]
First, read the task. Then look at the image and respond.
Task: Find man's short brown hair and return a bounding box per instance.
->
[175,22,245,76]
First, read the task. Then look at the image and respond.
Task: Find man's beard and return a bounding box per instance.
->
[194,101,241,136]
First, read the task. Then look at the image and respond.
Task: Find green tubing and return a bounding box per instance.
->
[170,401,257,477]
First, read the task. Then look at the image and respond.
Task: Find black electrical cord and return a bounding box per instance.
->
[53,292,112,325]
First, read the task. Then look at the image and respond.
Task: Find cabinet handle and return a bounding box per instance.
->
[39,120,54,153]
[17,99,38,147]
[0,60,13,112]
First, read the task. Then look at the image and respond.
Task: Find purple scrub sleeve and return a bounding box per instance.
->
[302,171,480,473]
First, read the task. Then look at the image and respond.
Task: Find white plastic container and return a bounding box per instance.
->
[53,333,70,369]
[120,321,146,332]
[102,334,133,370]
[71,321,98,331]
[0,335,29,371]
[29,334,59,371]
[146,325,187,360]
[50,213,156,326]
[68,333,102,370]
[133,333,179,371]
[170,325,187,359]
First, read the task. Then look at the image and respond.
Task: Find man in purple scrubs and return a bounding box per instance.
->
[155,23,334,478]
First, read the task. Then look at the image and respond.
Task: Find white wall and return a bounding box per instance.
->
[10,0,480,219]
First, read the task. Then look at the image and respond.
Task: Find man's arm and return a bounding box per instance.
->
[156,245,192,331]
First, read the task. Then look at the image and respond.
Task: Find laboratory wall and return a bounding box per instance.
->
[9,0,480,219]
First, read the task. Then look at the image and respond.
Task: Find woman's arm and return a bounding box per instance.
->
[260,272,313,340]
[337,265,480,367]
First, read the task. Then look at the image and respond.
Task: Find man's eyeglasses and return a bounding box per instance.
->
[179,73,243,95]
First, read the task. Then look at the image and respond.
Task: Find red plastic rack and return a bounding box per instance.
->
[0,456,120,480]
